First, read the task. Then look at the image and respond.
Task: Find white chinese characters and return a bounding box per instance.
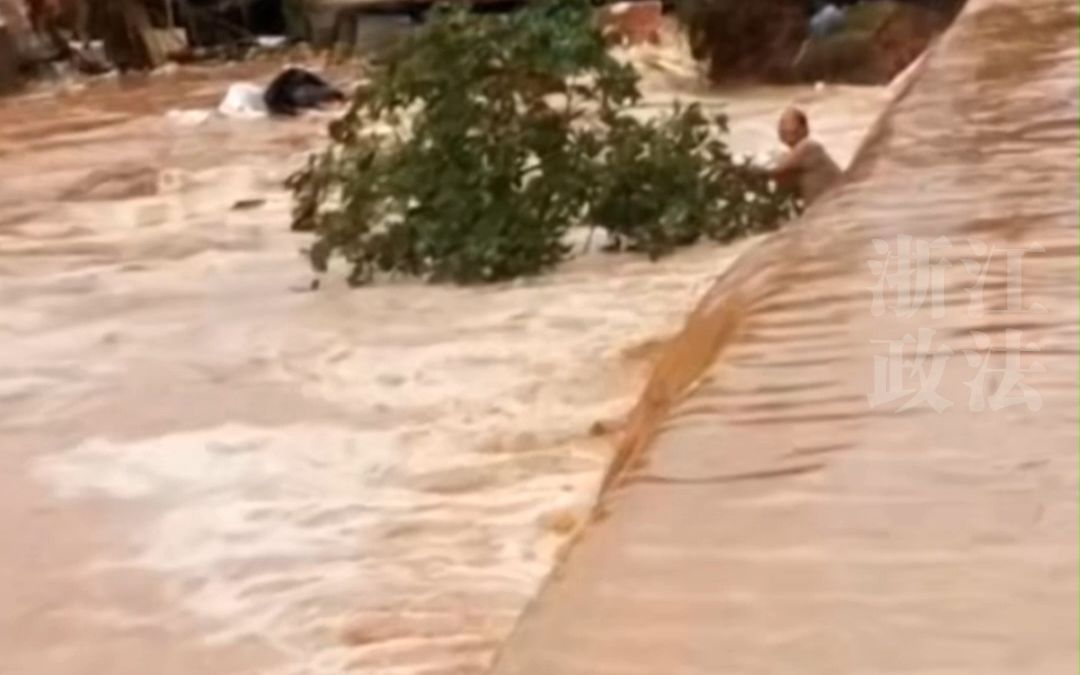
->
[867,236,1043,413]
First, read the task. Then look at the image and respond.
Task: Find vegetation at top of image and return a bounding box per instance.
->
[288,0,800,286]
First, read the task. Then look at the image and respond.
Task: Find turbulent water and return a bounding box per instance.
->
[494,1,1080,673]
[0,47,889,675]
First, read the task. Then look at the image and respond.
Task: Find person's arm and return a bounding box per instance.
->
[769,141,810,178]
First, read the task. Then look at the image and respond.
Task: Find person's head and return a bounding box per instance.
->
[778,107,809,148]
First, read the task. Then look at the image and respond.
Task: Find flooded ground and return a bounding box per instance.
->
[494,1,1080,673]
[0,43,889,675]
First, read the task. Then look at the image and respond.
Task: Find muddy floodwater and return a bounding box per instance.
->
[0,49,890,674]
[494,1,1080,674]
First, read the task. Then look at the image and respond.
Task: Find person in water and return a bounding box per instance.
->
[770,107,843,205]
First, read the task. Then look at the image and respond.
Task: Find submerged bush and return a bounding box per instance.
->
[289,0,799,286]
[590,103,799,259]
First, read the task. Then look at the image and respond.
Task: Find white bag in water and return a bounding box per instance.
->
[218,82,269,119]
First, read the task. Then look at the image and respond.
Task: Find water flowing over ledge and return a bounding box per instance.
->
[493,0,1079,672]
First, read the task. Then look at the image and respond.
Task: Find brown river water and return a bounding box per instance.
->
[1,1,1075,672]
[0,42,888,675]
[494,0,1079,673]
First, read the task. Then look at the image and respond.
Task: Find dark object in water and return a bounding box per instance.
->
[231,198,266,211]
[263,67,345,116]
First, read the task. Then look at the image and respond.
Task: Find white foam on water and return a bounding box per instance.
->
[2,54,889,674]
[36,423,606,674]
